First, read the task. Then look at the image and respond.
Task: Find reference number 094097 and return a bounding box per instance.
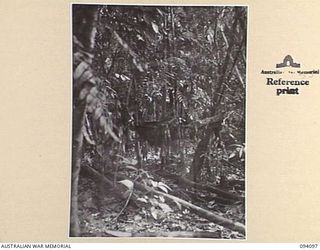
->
[300,244,318,248]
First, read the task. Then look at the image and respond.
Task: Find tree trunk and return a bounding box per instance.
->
[70,5,98,237]
[132,69,143,169]
[70,101,86,236]
[190,115,223,182]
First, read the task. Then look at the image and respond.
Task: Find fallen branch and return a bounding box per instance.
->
[83,166,245,235]
[159,170,244,202]
[81,165,126,200]
[134,181,246,235]
[184,189,236,205]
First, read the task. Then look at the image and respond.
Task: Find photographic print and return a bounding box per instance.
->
[70,4,247,238]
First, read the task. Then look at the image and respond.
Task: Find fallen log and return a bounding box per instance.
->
[134,181,246,235]
[83,166,245,235]
[159,170,244,202]
[184,189,236,205]
[105,230,221,238]
[81,165,126,200]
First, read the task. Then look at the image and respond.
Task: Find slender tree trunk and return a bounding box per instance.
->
[70,5,98,237]
[70,101,86,236]
[190,119,220,182]
[132,69,143,168]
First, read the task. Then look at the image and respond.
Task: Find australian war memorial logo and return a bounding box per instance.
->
[261,55,319,96]
[276,55,300,68]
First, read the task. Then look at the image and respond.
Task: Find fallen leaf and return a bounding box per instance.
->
[118,179,134,191]
[158,203,173,213]
[137,197,148,203]
[134,215,142,221]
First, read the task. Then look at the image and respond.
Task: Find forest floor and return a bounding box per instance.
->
[77,153,245,239]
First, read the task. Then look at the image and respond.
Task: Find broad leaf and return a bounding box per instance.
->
[118,179,134,191]
[150,206,158,219]
[151,22,159,34]
[93,107,103,120]
[74,61,89,80]
[173,200,182,210]
[137,197,148,203]
[79,88,89,100]
[150,180,158,187]
[134,215,142,221]
[157,185,168,193]
[124,165,138,171]
[229,152,236,159]
[158,182,172,192]
[159,195,165,203]
[158,203,173,213]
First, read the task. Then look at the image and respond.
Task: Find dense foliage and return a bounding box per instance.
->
[71,5,247,238]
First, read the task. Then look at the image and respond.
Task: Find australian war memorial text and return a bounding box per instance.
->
[261,55,319,96]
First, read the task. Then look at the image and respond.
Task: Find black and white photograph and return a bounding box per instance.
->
[70,4,247,238]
